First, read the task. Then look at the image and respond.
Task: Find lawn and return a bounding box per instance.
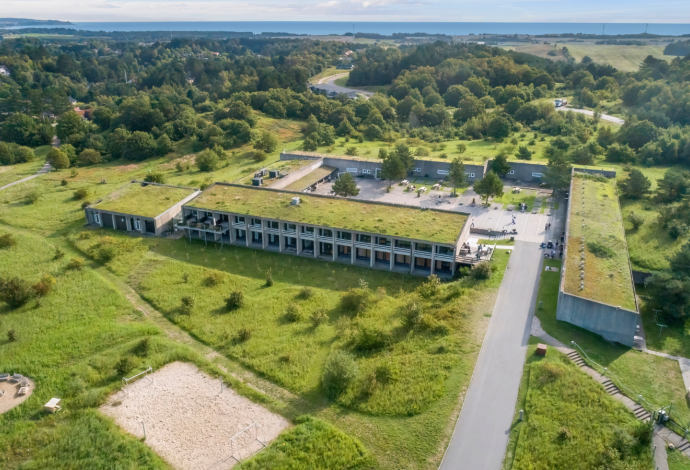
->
[669,448,690,470]
[554,43,677,72]
[186,183,469,244]
[505,343,653,470]
[493,188,538,211]
[91,181,198,217]
[565,173,636,311]
[536,258,690,426]
[69,228,512,469]
[0,159,44,188]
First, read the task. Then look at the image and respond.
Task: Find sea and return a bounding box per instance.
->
[4,22,690,37]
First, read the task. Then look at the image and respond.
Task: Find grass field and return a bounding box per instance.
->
[505,343,653,470]
[92,181,197,217]
[0,160,44,188]
[535,258,690,426]
[64,227,511,468]
[555,43,676,72]
[669,448,690,470]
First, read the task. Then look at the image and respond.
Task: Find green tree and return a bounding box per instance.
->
[474,171,503,204]
[144,172,166,184]
[487,116,511,139]
[56,111,86,141]
[657,169,690,203]
[332,172,360,197]
[453,96,484,123]
[597,126,616,148]
[544,149,572,192]
[491,152,511,176]
[92,107,113,131]
[195,149,219,172]
[605,143,636,163]
[77,149,102,166]
[393,143,414,173]
[47,147,70,169]
[515,146,532,160]
[0,113,38,146]
[381,151,405,188]
[123,131,156,161]
[448,157,467,196]
[253,130,279,153]
[156,134,174,156]
[620,169,651,199]
[108,128,131,159]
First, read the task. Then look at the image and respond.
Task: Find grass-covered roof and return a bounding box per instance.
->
[186,184,468,244]
[93,182,197,218]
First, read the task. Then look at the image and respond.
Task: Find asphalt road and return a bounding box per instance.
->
[556,106,625,125]
[439,240,544,470]
[0,162,52,191]
[314,73,374,98]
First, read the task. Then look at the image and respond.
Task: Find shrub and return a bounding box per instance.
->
[345,146,358,156]
[115,356,138,376]
[196,149,219,172]
[265,269,274,287]
[7,329,17,342]
[181,295,195,315]
[181,272,189,283]
[628,212,644,230]
[144,172,166,184]
[353,326,392,352]
[669,220,689,240]
[0,233,17,249]
[70,169,79,177]
[252,150,267,162]
[26,191,40,204]
[32,274,56,297]
[285,303,302,322]
[61,179,68,186]
[297,286,313,300]
[66,257,84,270]
[587,241,616,258]
[402,300,423,329]
[73,188,89,200]
[322,351,359,398]
[472,262,494,280]
[457,143,467,154]
[136,337,151,357]
[226,290,244,311]
[0,277,34,308]
[237,328,252,342]
[339,287,373,316]
[417,274,441,299]
[310,309,328,327]
[96,245,119,263]
[204,271,224,287]
[375,362,400,384]
[54,247,65,259]
[81,200,91,209]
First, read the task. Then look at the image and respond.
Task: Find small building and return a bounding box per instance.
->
[0,65,10,76]
[84,181,200,236]
[68,96,77,104]
[336,64,354,70]
[175,184,469,277]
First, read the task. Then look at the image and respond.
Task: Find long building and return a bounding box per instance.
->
[174,183,471,277]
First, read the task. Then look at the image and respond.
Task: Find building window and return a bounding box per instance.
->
[362,169,371,175]
[134,219,141,231]
[414,167,421,172]
[357,234,371,243]
[251,218,261,226]
[284,223,296,232]
[436,245,454,256]
[93,213,100,224]
[465,173,475,178]
[415,243,432,253]
[235,216,245,224]
[346,168,358,173]
[337,231,352,240]
[375,236,391,246]
[532,172,544,178]
[319,228,333,237]
[302,226,314,233]
[266,221,279,229]
[395,240,411,250]
[437,170,449,175]
[508,170,515,175]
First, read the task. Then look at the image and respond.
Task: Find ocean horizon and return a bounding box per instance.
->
[4,21,690,36]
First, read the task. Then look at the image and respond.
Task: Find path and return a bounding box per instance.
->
[439,240,544,470]
[0,162,52,191]
[556,106,625,125]
[314,72,374,98]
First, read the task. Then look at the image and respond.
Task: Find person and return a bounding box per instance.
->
[472,198,476,205]
[471,219,475,228]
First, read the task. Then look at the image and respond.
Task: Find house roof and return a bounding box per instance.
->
[186,184,468,245]
[92,182,198,218]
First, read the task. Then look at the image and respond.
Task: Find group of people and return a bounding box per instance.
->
[545,222,552,231]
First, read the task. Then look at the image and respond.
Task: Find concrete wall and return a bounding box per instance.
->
[270,159,324,189]
[556,292,639,347]
[154,190,201,235]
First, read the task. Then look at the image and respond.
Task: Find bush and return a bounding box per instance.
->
[237,328,252,342]
[285,303,302,322]
[339,287,373,316]
[0,277,34,308]
[61,179,68,186]
[7,329,17,342]
[252,150,267,162]
[115,356,139,376]
[181,295,195,315]
[310,309,328,327]
[297,286,313,300]
[96,245,119,263]
[345,146,358,156]
[26,191,40,204]
[144,172,166,184]
[322,351,359,398]
[226,290,244,311]
[472,262,494,280]
[54,247,65,260]
[136,337,151,357]
[265,269,274,287]
[73,188,89,200]
[628,212,644,230]
[587,241,616,258]
[66,257,84,270]
[353,326,392,352]
[375,362,400,384]
[195,149,219,172]
[32,274,56,297]
[0,233,17,249]
[417,274,441,299]
[669,220,689,239]
[204,271,224,287]
[402,300,423,329]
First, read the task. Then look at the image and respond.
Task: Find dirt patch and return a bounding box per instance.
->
[117,164,141,171]
[0,376,35,414]
[100,362,289,470]
[160,154,197,171]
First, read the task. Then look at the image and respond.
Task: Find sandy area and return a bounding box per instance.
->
[101,362,288,470]
[0,376,35,414]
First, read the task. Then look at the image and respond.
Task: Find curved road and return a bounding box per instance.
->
[314,72,374,99]
[556,106,625,125]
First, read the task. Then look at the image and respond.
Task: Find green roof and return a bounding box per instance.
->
[187,184,468,244]
[283,166,337,191]
[93,182,197,218]
[564,174,636,311]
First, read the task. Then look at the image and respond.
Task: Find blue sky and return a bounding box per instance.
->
[3,0,689,23]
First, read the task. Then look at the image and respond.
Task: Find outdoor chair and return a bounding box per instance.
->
[18,387,29,396]
[10,374,23,383]
[0,373,8,381]
[0,389,4,397]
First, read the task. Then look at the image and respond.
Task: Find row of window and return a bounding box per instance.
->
[93,213,142,230]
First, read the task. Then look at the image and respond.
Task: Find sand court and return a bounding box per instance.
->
[101,362,289,470]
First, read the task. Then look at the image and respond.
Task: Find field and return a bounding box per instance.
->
[504,342,653,470]
[564,173,636,311]
[534,258,690,427]
[555,43,676,72]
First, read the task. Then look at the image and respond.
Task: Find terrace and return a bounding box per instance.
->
[91,182,198,218]
[283,165,337,191]
[184,184,468,245]
[563,173,636,311]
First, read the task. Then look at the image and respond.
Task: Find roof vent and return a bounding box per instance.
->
[291,197,301,206]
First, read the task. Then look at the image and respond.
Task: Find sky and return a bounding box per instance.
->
[3,0,690,23]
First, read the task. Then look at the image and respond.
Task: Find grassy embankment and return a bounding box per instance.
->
[534,257,690,426]
[503,341,653,470]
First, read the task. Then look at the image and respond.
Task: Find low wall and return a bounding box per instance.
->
[270,159,324,189]
[556,292,638,347]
